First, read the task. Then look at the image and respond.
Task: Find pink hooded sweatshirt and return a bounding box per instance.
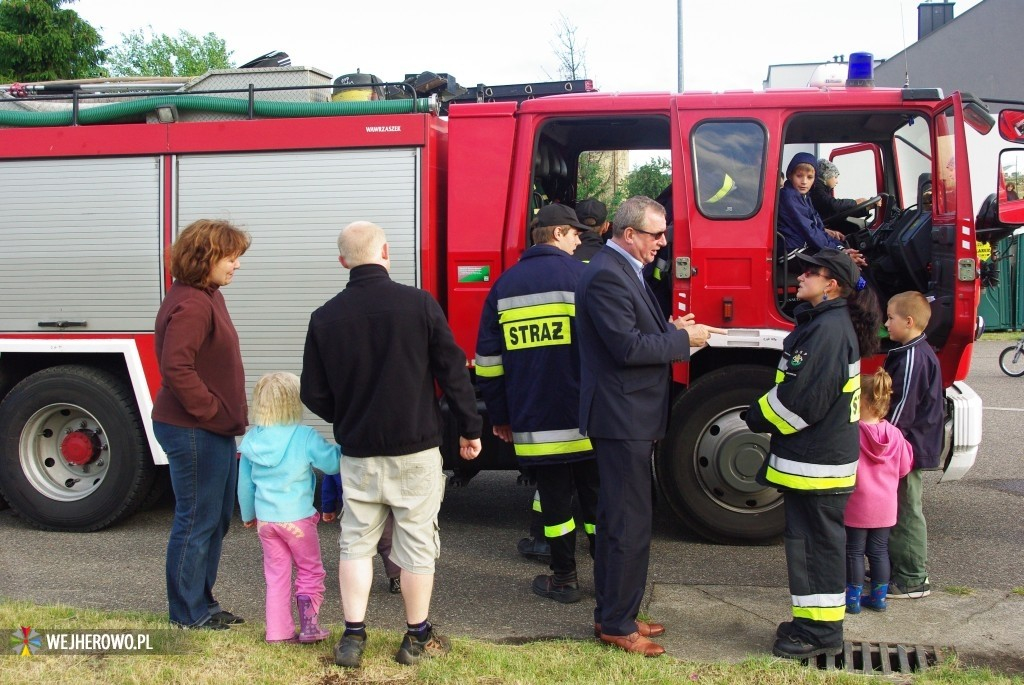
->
[844,420,914,529]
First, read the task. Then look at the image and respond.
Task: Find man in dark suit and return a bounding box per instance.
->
[576,195,725,656]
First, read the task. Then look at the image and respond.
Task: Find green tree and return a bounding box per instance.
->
[624,156,672,200]
[106,28,233,77]
[0,0,105,81]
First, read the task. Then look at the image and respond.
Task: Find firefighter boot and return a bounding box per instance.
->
[861,583,888,612]
[845,584,862,614]
[296,594,330,643]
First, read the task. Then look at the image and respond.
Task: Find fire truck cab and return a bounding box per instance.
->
[0,64,1015,542]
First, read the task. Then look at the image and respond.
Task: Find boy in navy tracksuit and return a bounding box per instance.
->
[882,291,944,599]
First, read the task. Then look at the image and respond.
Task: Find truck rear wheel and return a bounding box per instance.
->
[0,365,154,531]
[655,365,783,544]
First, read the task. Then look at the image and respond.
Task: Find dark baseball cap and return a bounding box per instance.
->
[575,198,607,227]
[797,248,859,288]
[534,203,589,231]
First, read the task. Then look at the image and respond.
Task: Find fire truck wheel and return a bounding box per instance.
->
[655,365,784,545]
[0,365,154,532]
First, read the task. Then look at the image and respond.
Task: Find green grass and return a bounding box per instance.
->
[2,601,1022,684]
[980,331,1023,341]
[1012,588,1024,597]
[944,586,976,597]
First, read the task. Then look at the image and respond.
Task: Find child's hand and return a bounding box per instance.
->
[322,511,336,523]
[243,519,256,528]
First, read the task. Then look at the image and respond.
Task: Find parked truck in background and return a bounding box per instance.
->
[1,60,1019,542]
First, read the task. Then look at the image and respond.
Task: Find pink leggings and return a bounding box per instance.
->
[257,513,326,641]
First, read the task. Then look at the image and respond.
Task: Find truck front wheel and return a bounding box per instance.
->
[655,365,783,544]
[0,365,154,531]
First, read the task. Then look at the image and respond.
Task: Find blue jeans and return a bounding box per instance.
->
[154,421,238,627]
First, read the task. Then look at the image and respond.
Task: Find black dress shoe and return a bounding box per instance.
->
[772,634,842,659]
[210,610,245,625]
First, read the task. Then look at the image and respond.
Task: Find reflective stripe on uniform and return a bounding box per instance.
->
[791,592,846,622]
[757,385,809,435]
[583,522,596,535]
[497,291,575,323]
[513,428,593,457]
[706,173,736,203]
[764,454,857,491]
[532,490,542,513]
[544,518,576,538]
[474,353,504,378]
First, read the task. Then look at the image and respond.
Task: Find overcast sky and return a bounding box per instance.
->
[72,0,984,93]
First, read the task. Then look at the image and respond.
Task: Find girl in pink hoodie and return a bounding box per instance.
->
[845,368,914,613]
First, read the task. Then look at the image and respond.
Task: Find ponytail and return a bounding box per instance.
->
[843,283,881,358]
[860,367,893,418]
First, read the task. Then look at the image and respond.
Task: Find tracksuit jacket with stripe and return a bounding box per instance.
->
[884,333,944,470]
[746,298,861,494]
[474,244,593,465]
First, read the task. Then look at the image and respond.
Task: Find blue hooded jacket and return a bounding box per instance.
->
[778,152,843,253]
[238,424,340,523]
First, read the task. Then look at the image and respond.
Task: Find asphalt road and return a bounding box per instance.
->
[0,340,1021,644]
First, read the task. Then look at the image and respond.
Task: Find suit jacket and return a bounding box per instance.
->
[575,245,691,441]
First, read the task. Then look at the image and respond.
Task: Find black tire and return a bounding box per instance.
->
[0,365,154,531]
[998,344,1024,377]
[655,365,783,544]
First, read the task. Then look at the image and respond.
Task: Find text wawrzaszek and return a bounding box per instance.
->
[44,632,153,652]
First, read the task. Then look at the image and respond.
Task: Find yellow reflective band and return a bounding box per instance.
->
[532,498,543,513]
[757,393,798,435]
[843,376,859,393]
[764,465,856,491]
[706,173,736,203]
[475,363,504,378]
[584,522,596,535]
[775,369,785,383]
[544,518,576,538]
[498,302,575,324]
[514,437,593,457]
[792,605,846,622]
[503,316,571,350]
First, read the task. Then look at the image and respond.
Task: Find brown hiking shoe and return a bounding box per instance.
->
[394,629,451,665]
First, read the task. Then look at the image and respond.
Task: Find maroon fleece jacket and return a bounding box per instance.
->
[152,281,247,437]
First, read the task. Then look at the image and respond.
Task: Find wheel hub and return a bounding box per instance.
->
[695,408,779,510]
[60,430,101,466]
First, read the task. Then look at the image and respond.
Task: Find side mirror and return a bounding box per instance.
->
[996,149,1024,228]
[998,109,1024,142]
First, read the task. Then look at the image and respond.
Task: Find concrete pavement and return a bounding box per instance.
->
[647,583,1024,673]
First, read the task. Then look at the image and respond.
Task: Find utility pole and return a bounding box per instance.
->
[677,0,684,92]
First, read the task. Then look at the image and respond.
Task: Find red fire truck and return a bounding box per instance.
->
[0,63,1017,542]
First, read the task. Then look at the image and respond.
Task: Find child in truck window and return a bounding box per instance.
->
[238,371,340,643]
[777,152,845,254]
[882,291,944,600]
[844,368,913,614]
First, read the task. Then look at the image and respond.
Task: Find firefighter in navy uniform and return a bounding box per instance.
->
[745,248,879,660]
[475,204,600,603]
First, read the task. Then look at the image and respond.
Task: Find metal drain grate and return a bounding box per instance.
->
[806,641,943,674]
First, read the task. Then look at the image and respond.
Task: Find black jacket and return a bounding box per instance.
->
[573,230,604,262]
[746,298,861,494]
[301,264,481,457]
[809,178,864,229]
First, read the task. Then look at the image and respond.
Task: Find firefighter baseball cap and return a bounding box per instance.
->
[797,248,860,288]
[575,198,607,227]
[533,203,589,231]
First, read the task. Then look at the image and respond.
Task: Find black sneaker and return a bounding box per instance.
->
[210,610,245,625]
[517,537,552,563]
[334,633,366,668]
[887,580,930,598]
[772,634,842,660]
[389,577,402,594]
[532,574,582,604]
[181,619,228,631]
[395,630,451,665]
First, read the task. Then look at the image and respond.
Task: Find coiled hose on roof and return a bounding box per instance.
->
[0,94,435,127]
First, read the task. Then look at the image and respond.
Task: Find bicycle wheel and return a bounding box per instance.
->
[998,344,1024,377]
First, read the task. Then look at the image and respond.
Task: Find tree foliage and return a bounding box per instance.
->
[624,157,672,201]
[0,0,105,82]
[106,28,233,77]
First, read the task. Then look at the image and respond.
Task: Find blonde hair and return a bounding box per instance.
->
[250,372,303,426]
[337,221,387,267]
[888,291,931,331]
[860,368,893,420]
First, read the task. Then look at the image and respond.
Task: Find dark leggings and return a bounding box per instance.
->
[846,526,891,585]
